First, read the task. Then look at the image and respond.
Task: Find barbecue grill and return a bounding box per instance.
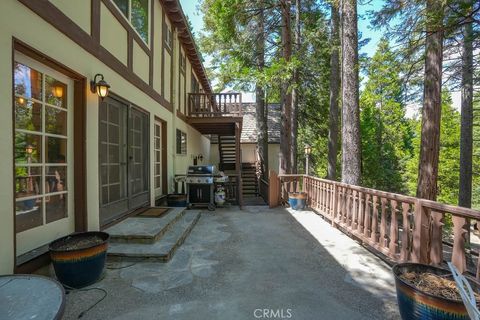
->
[186,165,216,211]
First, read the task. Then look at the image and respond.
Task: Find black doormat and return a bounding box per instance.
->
[136,207,170,218]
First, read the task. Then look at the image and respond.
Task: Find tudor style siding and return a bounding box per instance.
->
[0,0,212,274]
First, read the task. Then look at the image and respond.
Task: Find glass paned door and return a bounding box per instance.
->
[99,98,149,225]
[13,52,74,257]
[154,121,162,197]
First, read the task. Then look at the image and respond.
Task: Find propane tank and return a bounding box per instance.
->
[215,185,226,206]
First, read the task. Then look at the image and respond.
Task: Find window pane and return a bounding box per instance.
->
[15,99,42,132]
[15,132,42,164]
[46,194,67,223]
[45,136,67,164]
[14,62,43,100]
[16,166,42,198]
[132,0,149,42]
[16,197,43,233]
[45,106,67,136]
[45,75,67,108]
[113,0,128,16]
[46,166,67,193]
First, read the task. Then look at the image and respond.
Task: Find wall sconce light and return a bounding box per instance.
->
[192,154,204,165]
[25,144,34,155]
[90,74,110,99]
[51,83,64,98]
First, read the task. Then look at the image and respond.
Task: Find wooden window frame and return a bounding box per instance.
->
[176,129,187,155]
[111,0,151,45]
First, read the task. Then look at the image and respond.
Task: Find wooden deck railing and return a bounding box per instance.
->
[188,93,242,117]
[271,173,480,278]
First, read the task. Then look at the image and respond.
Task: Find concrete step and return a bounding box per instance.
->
[105,207,186,244]
[107,210,201,262]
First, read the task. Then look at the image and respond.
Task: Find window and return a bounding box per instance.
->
[163,20,173,50]
[154,121,162,194]
[191,75,199,94]
[14,60,71,232]
[113,0,149,44]
[176,129,187,155]
[179,52,186,74]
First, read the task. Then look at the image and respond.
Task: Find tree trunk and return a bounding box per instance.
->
[256,0,268,180]
[341,0,361,185]
[291,0,300,174]
[416,0,444,200]
[459,0,473,208]
[279,0,292,175]
[327,1,340,181]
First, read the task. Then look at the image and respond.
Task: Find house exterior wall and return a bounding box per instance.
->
[0,0,210,274]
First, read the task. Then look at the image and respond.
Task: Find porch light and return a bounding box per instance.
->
[51,84,64,98]
[90,74,110,99]
[304,144,312,156]
[25,144,34,155]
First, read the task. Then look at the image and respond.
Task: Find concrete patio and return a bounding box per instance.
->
[63,206,400,319]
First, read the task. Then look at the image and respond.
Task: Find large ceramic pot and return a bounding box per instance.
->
[49,231,109,289]
[288,192,307,210]
[393,263,479,320]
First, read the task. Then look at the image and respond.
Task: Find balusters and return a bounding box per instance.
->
[358,191,364,233]
[400,202,410,261]
[370,196,379,243]
[345,189,352,226]
[430,211,443,266]
[363,194,371,238]
[351,190,358,230]
[389,200,399,257]
[380,198,388,247]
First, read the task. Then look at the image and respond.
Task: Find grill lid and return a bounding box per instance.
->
[187,165,215,176]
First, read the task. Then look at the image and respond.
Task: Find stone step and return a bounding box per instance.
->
[105,207,186,244]
[107,210,201,262]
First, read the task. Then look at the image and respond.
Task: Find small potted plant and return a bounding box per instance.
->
[49,231,109,288]
[393,263,480,320]
[288,192,307,210]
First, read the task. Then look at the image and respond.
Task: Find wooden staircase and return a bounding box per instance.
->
[242,163,258,198]
[218,135,237,171]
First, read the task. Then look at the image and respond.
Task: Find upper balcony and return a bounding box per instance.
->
[186,92,243,136]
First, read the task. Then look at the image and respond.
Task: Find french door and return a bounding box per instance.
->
[13,53,75,257]
[99,97,149,225]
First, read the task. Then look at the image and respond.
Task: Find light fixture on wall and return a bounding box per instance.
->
[90,74,110,99]
[192,154,204,165]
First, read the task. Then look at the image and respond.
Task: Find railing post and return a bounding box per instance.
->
[412,199,429,264]
[269,170,279,208]
[452,215,467,273]
[332,184,338,226]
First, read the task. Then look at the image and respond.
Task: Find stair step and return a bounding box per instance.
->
[105,207,186,244]
[107,210,201,262]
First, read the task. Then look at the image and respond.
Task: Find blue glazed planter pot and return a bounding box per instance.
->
[49,232,109,289]
[288,192,307,210]
[393,263,479,320]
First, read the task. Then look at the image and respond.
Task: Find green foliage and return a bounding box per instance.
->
[404,92,461,205]
[360,39,413,193]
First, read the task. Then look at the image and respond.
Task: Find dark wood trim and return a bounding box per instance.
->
[12,39,88,272]
[176,109,187,122]
[73,79,88,232]
[161,11,165,98]
[100,0,150,56]
[17,0,172,112]
[91,0,101,43]
[170,28,174,111]
[149,0,154,86]
[183,60,187,114]
[154,116,168,195]
[11,38,17,271]
[127,30,133,71]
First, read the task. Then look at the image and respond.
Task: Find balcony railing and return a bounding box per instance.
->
[269,172,480,279]
[188,93,242,117]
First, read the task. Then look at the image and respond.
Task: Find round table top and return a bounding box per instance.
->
[0,274,65,320]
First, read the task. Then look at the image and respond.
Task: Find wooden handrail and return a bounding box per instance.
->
[188,93,243,117]
[272,173,480,278]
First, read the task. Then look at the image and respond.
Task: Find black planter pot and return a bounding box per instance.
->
[49,231,109,289]
[393,263,479,320]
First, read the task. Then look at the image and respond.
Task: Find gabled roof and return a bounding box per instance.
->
[211,103,281,144]
[161,0,211,93]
